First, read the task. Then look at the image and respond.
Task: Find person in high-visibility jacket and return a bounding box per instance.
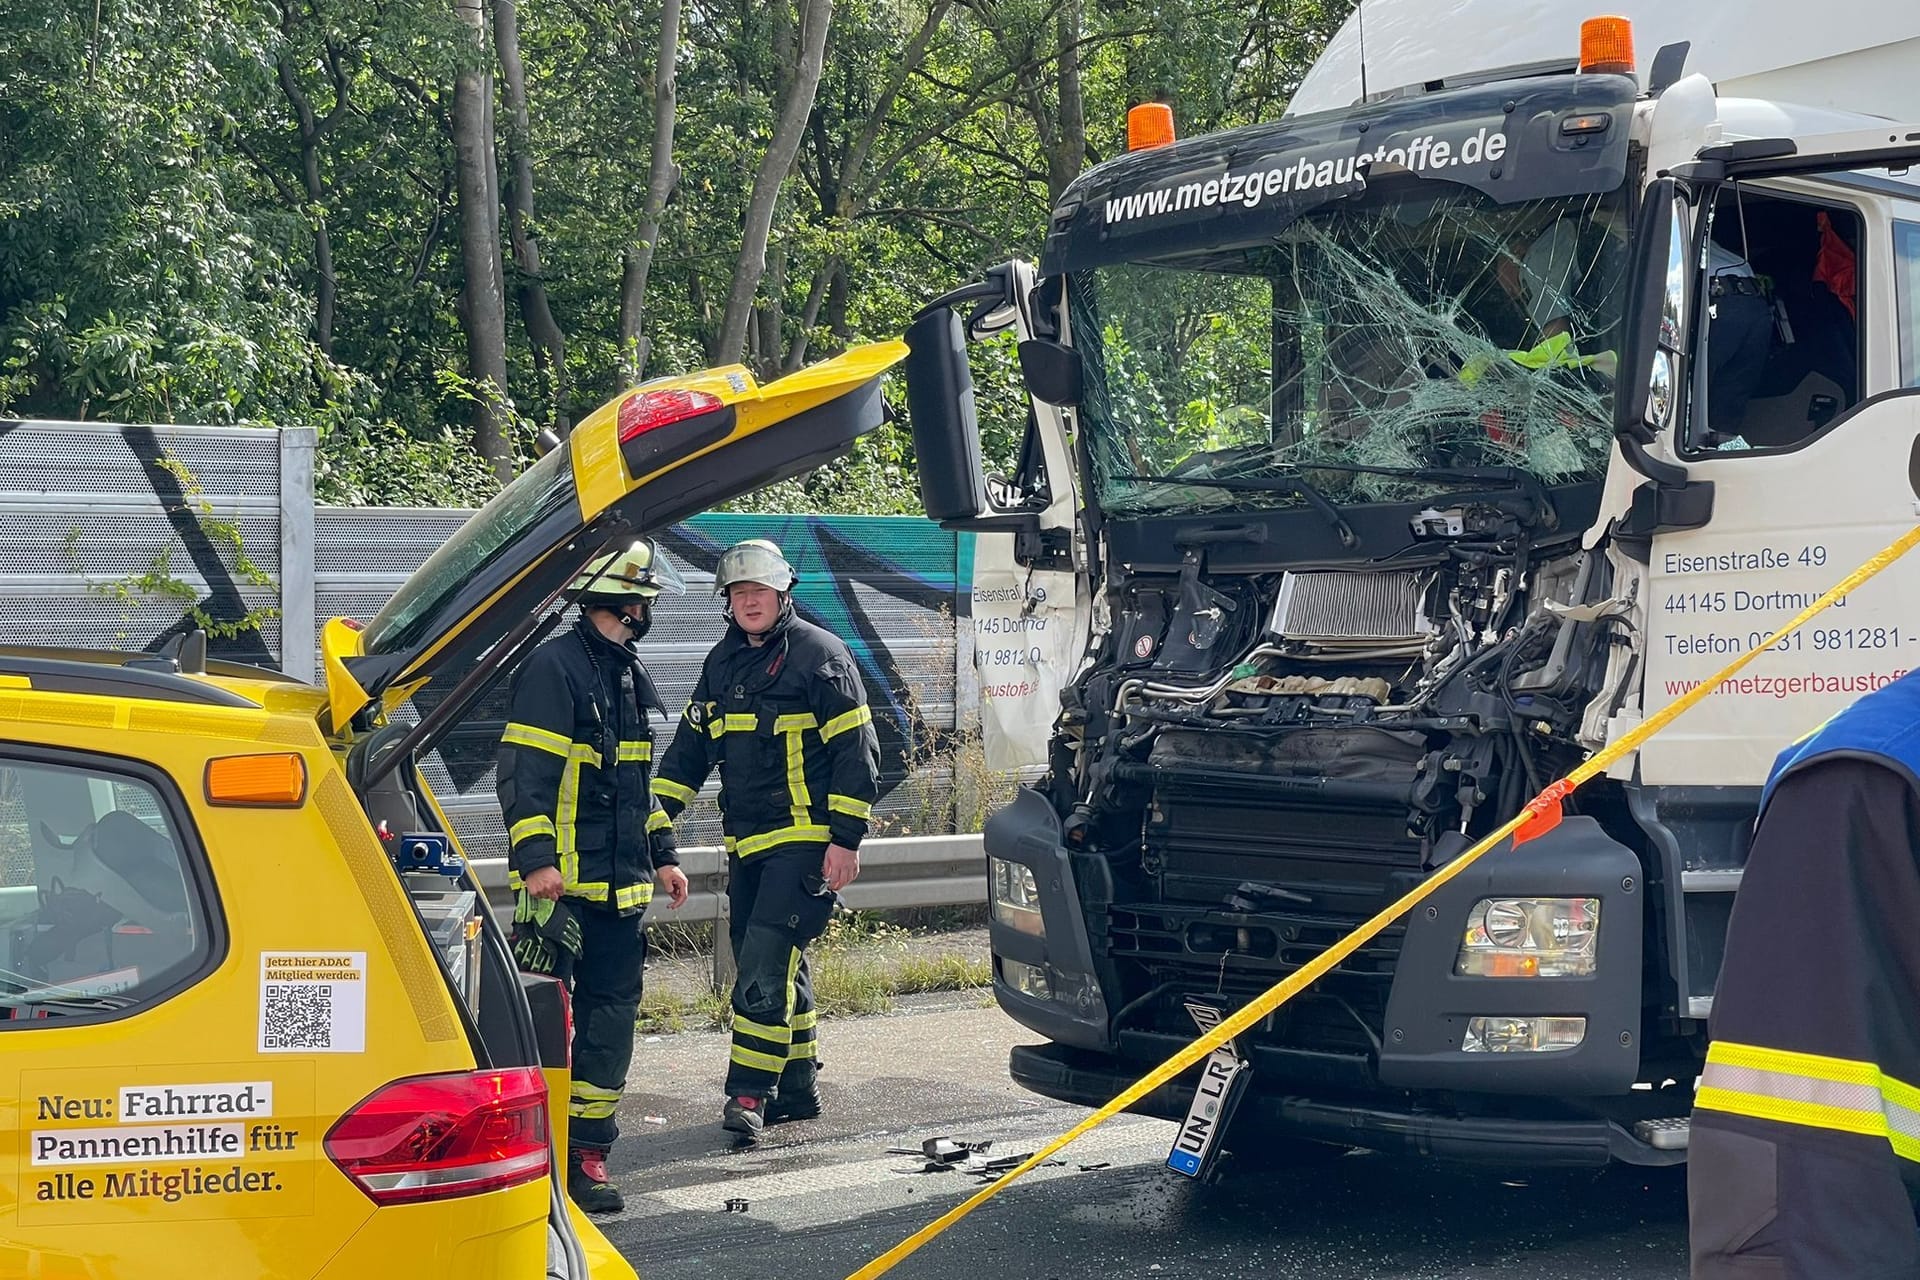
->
[497,537,691,1214]
[1690,669,1920,1276]
[652,539,880,1137]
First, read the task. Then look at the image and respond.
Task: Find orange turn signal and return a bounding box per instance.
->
[1127,102,1176,152]
[206,753,308,807]
[1578,15,1634,75]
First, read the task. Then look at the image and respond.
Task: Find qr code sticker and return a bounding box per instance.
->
[262,982,334,1050]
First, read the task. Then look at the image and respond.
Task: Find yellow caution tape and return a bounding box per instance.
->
[847,520,1920,1280]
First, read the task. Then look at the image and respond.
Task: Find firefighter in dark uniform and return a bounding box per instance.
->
[652,539,880,1137]
[1690,669,1920,1276]
[498,538,691,1214]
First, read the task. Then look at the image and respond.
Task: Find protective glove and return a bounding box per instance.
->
[510,889,581,975]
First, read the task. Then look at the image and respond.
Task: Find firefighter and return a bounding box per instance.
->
[498,537,691,1214]
[1689,669,1920,1276]
[651,538,880,1137]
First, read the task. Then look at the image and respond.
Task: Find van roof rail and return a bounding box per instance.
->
[0,649,263,708]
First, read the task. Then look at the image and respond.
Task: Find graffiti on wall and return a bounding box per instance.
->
[413,512,968,849]
[654,514,963,794]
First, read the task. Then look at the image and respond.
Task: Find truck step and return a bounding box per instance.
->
[1633,1117,1691,1150]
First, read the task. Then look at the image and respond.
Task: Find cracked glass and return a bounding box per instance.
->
[1071,185,1630,515]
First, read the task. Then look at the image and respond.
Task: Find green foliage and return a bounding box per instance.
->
[64,452,281,642]
[0,0,1354,510]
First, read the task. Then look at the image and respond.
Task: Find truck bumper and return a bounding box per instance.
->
[1009,1041,1684,1168]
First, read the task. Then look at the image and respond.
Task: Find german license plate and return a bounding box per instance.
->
[1166,1000,1249,1179]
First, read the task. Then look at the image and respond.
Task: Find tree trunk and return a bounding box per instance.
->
[714,0,833,366]
[269,16,352,358]
[493,0,568,432]
[824,255,850,342]
[782,258,835,372]
[619,0,684,384]
[451,0,513,480]
[755,242,787,372]
[1047,0,1086,202]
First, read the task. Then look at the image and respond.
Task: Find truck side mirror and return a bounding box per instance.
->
[1018,339,1082,407]
[905,305,992,522]
[1909,434,1920,500]
[1616,178,1681,442]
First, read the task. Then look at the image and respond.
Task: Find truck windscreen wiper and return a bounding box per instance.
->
[1120,473,1358,549]
[1278,461,1559,532]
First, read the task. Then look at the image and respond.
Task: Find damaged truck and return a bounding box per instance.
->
[903,3,1920,1169]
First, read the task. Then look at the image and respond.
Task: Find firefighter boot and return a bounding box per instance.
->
[722,1094,766,1137]
[567,1148,624,1214]
[766,1060,821,1124]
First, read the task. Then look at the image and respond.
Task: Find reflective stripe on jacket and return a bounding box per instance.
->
[497,618,677,914]
[1696,669,1920,1166]
[653,609,879,857]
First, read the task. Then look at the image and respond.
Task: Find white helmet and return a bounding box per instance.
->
[714,539,797,594]
[568,537,686,605]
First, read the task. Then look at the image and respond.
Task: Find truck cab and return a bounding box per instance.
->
[904,7,1920,1167]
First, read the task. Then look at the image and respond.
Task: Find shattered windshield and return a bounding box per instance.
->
[1072,184,1629,515]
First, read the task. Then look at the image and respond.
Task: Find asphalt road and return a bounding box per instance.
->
[598,995,1692,1280]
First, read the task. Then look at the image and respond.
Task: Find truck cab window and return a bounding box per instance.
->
[1897,219,1920,388]
[1697,188,1864,451]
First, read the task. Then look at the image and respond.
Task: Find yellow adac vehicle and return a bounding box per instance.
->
[0,343,905,1279]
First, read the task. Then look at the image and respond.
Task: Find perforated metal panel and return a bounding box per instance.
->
[314,507,974,857]
[0,421,289,667]
[0,421,282,503]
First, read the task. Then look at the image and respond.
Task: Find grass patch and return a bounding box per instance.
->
[637,987,730,1034]
[635,912,990,1032]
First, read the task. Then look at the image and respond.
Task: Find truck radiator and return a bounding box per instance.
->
[1267,569,1430,644]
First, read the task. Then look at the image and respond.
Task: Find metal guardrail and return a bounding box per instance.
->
[469,833,987,925]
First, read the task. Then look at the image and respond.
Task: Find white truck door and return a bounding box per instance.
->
[1639,183,1920,788]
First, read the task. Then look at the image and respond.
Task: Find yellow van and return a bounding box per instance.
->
[0,343,904,1279]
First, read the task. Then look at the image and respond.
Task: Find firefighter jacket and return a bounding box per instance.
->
[1689,670,1920,1275]
[652,607,880,858]
[497,617,678,915]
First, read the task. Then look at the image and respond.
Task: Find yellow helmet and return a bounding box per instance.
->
[568,537,686,604]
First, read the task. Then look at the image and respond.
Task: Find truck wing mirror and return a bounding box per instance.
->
[1612,177,1693,493]
[1909,435,1920,501]
[1018,338,1082,407]
[1616,178,1677,442]
[905,305,992,522]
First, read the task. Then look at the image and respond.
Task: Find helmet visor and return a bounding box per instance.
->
[571,539,687,600]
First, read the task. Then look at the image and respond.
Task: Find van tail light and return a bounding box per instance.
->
[617,388,724,441]
[323,1068,549,1205]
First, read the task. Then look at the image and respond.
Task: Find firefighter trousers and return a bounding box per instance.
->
[724,845,834,1098]
[559,903,649,1153]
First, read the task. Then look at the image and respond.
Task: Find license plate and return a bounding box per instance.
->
[1166,1000,1250,1180]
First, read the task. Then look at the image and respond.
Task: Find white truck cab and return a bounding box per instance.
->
[903,8,1920,1169]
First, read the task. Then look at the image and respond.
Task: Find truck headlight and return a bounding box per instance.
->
[1000,956,1051,999]
[991,857,1044,936]
[1455,897,1599,977]
[1462,1015,1586,1053]
[998,957,1100,1011]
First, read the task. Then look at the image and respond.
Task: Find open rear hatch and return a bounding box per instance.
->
[317,342,906,735]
